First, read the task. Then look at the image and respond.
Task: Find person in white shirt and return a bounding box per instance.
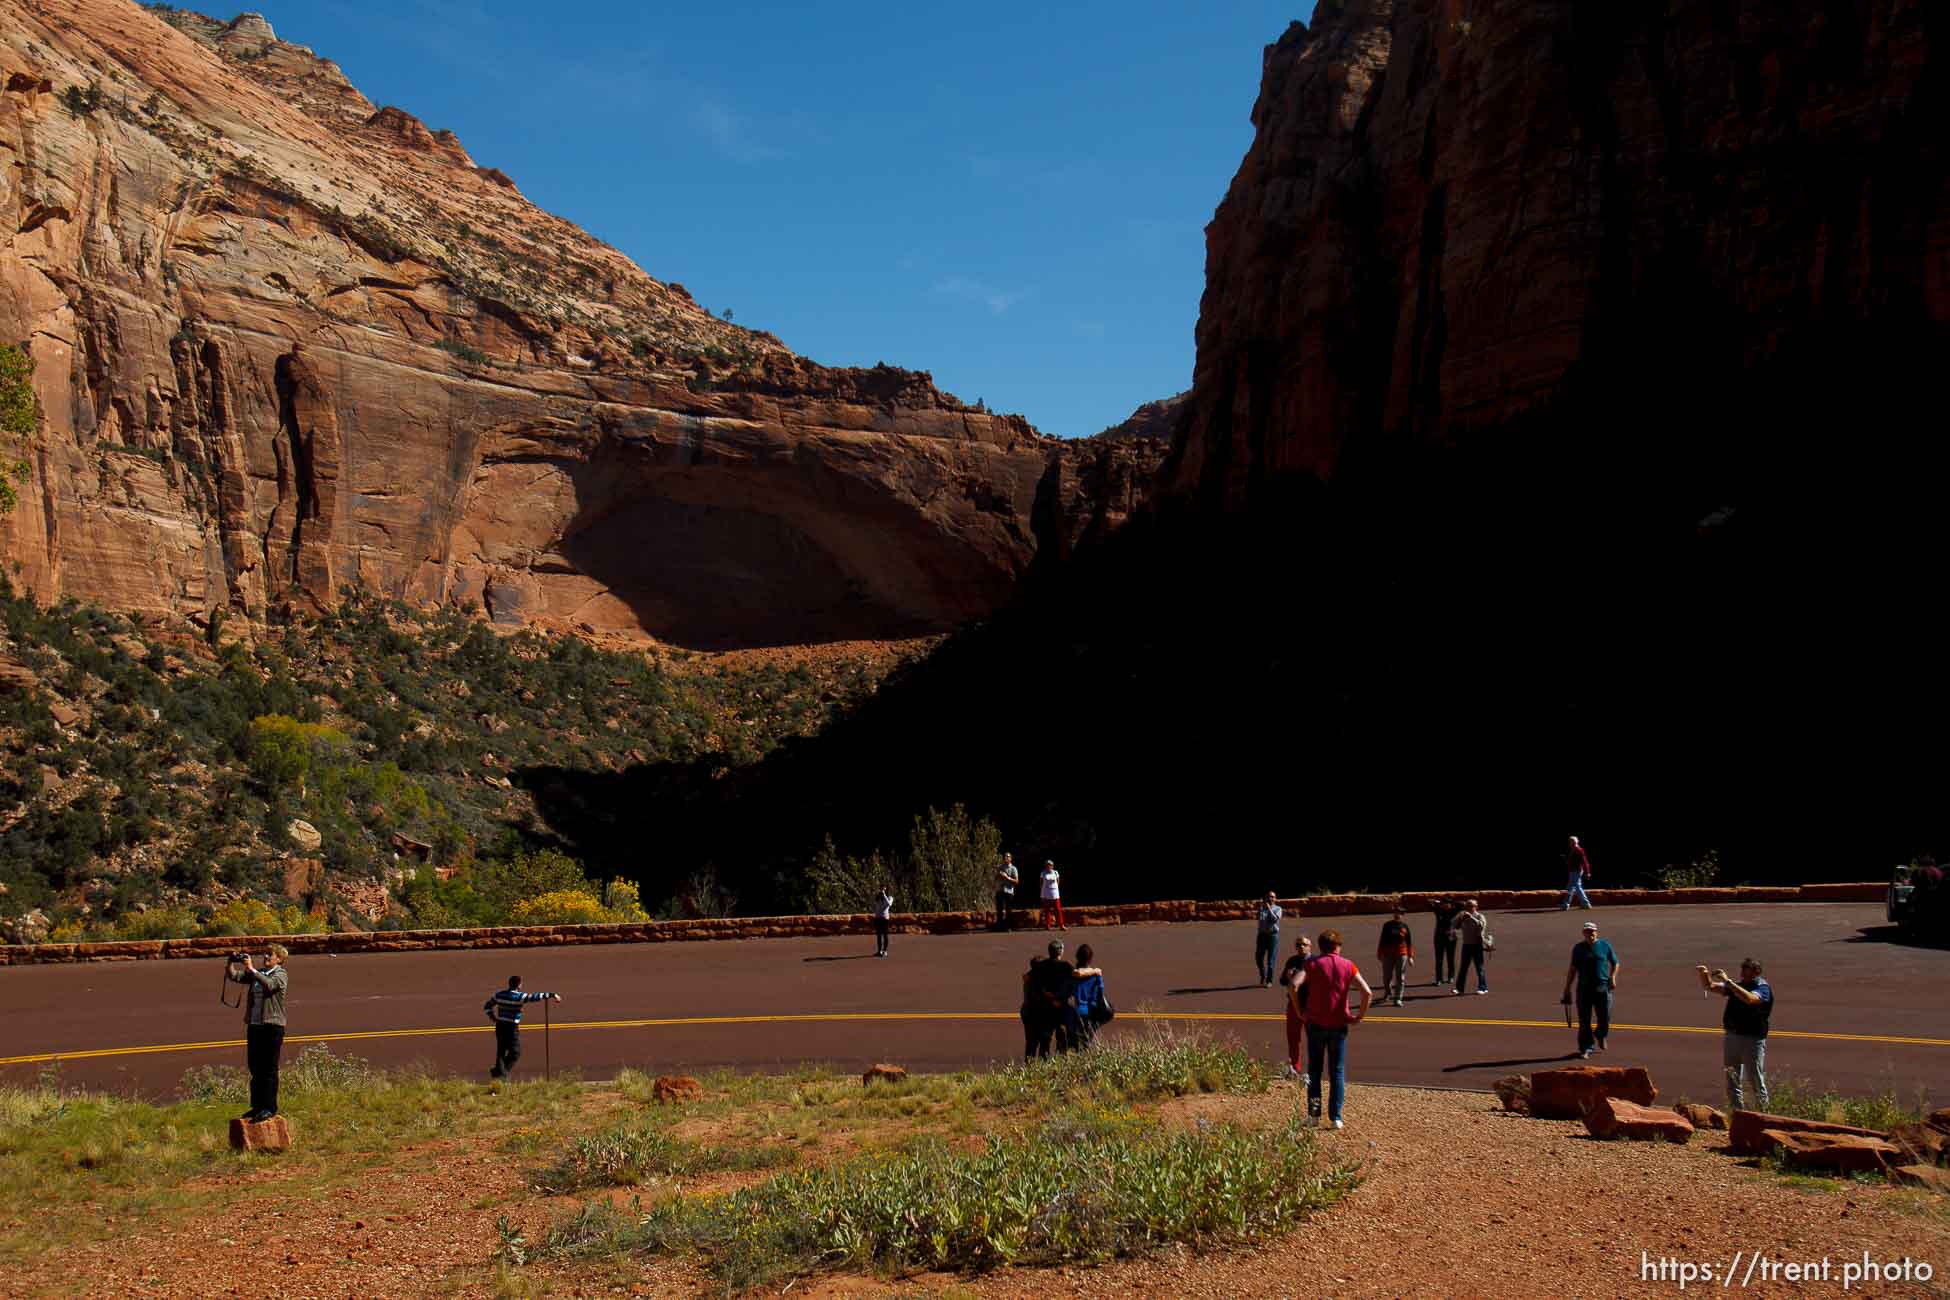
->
[873,884,894,957]
[1040,860,1065,931]
[994,853,1020,931]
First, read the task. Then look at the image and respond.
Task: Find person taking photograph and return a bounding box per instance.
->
[226,944,288,1122]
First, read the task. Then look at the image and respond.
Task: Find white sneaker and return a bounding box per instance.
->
[1474,989,1488,995]
[1331,1119,1344,1131]
[1280,1063,1297,1081]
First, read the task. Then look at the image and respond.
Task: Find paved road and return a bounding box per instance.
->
[1,903,1942,1103]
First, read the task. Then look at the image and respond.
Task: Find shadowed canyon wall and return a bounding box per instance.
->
[538,0,1948,903]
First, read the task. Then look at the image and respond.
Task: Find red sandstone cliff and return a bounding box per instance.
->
[0,3,1129,648]
[1161,0,1948,512]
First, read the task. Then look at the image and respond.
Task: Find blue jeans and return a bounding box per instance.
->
[1305,1024,1348,1122]
[1723,1033,1769,1110]
[1563,871,1592,908]
[1255,931,1278,983]
[1455,942,1487,992]
[1576,984,1611,1053]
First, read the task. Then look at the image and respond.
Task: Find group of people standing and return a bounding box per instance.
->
[1019,938,1109,1057]
[994,853,1064,932]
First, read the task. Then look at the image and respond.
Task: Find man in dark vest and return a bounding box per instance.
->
[1699,958,1773,1110]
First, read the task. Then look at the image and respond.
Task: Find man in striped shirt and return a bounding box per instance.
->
[483,975,561,1080]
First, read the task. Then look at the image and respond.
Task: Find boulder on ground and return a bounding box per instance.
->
[286,819,323,852]
[1676,1103,1728,1131]
[229,1115,292,1152]
[1583,1097,1694,1143]
[651,1075,703,1103]
[1765,1129,1901,1175]
[1492,1074,1530,1113]
[1529,1066,1657,1119]
[1892,1163,1950,1192]
[862,1063,908,1086]
[1889,1123,1950,1166]
[1728,1110,1889,1157]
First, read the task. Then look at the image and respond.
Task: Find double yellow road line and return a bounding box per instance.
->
[2,1011,1944,1068]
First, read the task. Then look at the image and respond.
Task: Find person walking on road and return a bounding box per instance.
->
[1452,899,1490,995]
[872,883,894,958]
[1255,891,1283,987]
[1562,835,1595,910]
[1278,933,1314,1084]
[1698,958,1773,1110]
[1562,920,1619,1058]
[1430,896,1460,986]
[994,853,1019,931]
[227,944,288,1122]
[1040,860,1065,931]
[484,975,561,1080]
[1292,929,1372,1129]
[1377,904,1414,1006]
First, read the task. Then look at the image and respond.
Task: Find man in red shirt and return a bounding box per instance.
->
[1562,835,1594,910]
[1293,928,1374,1130]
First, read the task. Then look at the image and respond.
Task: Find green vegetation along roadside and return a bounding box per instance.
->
[512,1028,1358,1292]
[0,583,917,939]
[0,1030,1358,1295]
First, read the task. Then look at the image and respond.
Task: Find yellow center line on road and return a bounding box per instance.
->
[1,1012,1944,1068]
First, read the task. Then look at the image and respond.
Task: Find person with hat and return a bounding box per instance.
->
[1561,920,1620,1058]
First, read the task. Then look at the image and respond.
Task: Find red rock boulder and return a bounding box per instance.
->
[1529,1066,1657,1120]
[1728,1110,1889,1157]
[1583,1097,1695,1143]
[651,1076,703,1103]
[1492,1075,1531,1113]
[1765,1129,1901,1175]
[229,1115,292,1152]
[1889,1123,1950,1166]
[1676,1103,1728,1131]
[862,1063,908,1086]
[1892,1164,1950,1192]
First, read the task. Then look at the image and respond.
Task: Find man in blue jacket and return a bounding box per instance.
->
[484,975,561,1080]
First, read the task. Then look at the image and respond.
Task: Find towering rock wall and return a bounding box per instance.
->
[1162,0,1947,514]
[0,3,1127,648]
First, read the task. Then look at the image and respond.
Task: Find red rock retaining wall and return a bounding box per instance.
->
[0,883,1884,966]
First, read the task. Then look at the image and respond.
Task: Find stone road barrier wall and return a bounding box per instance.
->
[0,883,1884,966]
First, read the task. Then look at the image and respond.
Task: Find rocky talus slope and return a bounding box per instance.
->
[0,3,1158,648]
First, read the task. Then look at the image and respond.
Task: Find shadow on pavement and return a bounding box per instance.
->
[1844,925,1950,950]
[803,954,878,963]
[1442,1054,1581,1073]
[1167,984,1265,995]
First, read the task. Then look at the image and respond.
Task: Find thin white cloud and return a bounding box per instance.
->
[690,99,786,164]
[933,276,1026,315]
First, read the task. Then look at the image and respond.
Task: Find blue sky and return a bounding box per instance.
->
[253,2,1308,437]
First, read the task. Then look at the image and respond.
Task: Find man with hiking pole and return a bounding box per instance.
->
[483,975,561,1081]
